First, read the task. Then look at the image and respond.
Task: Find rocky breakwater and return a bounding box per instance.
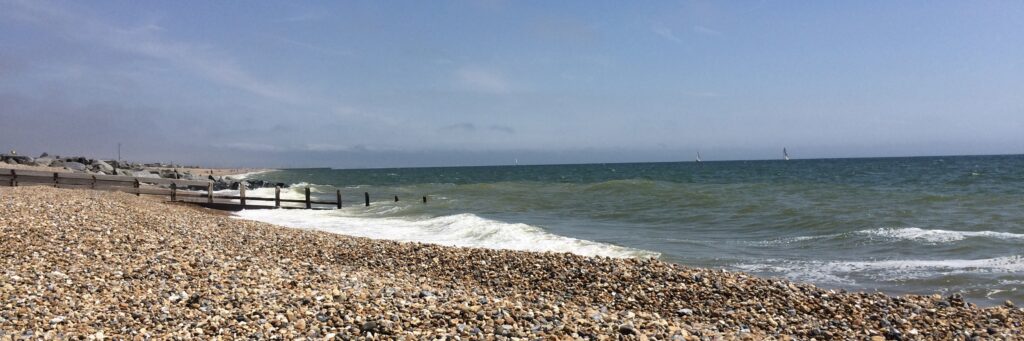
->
[1,151,281,191]
[1,186,1022,339]
[2,152,152,176]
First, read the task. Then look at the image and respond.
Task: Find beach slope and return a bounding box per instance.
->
[0,186,1020,339]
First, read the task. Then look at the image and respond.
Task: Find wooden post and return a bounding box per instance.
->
[423,195,427,204]
[274,186,281,208]
[364,192,370,207]
[170,183,177,202]
[134,179,140,196]
[10,169,16,187]
[91,175,97,189]
[305,186,311,209]
[336,189,342,209]
[207,182,214,204]
[53,172,58,187]
[394,195,399,202]
[239,183,246,208]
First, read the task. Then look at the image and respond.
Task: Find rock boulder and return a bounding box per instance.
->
[91,160,114,174]
[63,162,87,172]
[33,157,54,167]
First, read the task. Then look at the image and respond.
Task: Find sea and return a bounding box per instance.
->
[230,155,1024,306]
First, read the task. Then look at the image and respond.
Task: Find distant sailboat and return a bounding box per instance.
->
[514,158,519,166]
[696,152,703,164]
[783,148,790,161]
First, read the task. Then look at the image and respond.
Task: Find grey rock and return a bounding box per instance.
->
[9,156,32,164]
[63,162,87,172]
[497,324,514,336]
[133,171,161,179]
[92,160,114,174]
[33,157,54,167]
[159,169,180,179]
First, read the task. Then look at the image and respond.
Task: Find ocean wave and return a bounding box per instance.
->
[737,255,1024,285]
[230,169,278,179]
[216,182,335,198]
[235,210,660,259]
[743,233,846,246]
[857,227,1024,243]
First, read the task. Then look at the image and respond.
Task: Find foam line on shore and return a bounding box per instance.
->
[737,255,1024,285]
[856,227,1024,243]
[236,209,660,259]
[747,227,1024,247]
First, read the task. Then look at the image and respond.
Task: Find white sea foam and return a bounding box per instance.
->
[857,227,1024,243]
[235,209,660,259]
[215,182,324,200]
[228,169,277,179]
[737,255,1024,285]
[744,233,844,246]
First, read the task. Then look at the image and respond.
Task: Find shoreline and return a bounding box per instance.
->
[1,186,1021,339]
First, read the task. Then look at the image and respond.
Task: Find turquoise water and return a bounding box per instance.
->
[237,155,1024,306]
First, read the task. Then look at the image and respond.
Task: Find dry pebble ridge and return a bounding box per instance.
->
[1,186,1021,340]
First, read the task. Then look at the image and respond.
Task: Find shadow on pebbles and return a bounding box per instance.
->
[1,186,1021,340]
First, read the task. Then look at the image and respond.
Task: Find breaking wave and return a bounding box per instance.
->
[737,255,1024,285]
[857,227,1024,244]
[235,209,660,259]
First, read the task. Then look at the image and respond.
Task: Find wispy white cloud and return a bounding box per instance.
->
[215,142,288,152]
[651,23,682,44]
[273,36,353,57]
[2,0,304,103]
[455,66,512,94]
[693,25,723,36]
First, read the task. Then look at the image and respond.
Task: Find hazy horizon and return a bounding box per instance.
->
[2,1,1022,168]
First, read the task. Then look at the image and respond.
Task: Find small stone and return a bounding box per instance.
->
[618,323,636,335]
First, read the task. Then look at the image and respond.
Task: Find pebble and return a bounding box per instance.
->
[0,186,1021,339]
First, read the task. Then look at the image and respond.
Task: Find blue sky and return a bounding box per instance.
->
[1,0,1022,167]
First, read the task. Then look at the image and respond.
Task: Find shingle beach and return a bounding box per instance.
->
[1,186,1021,340]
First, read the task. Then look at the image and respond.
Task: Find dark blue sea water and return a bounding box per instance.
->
[234,155,1024,306]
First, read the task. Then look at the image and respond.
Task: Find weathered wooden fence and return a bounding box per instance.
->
[0,168,420,211]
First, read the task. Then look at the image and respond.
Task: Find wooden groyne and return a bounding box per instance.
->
[0,168,415,211]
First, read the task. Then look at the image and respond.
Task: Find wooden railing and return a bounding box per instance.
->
[0,168,423,211]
